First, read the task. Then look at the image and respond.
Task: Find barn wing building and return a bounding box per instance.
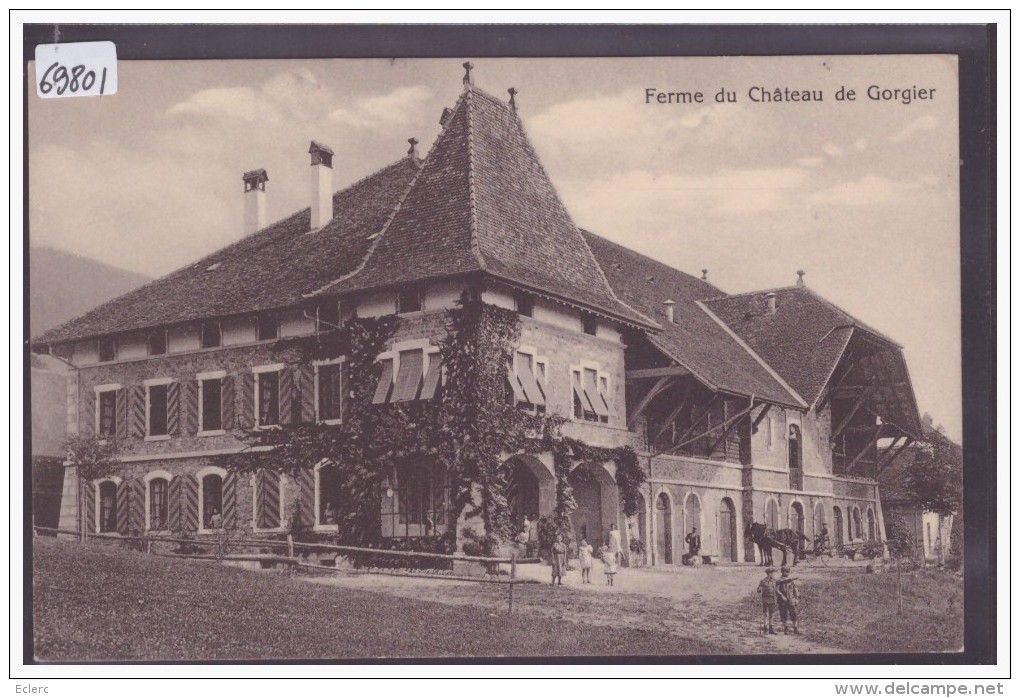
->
[33,68,923,564]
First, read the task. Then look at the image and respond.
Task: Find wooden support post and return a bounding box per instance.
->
[652,383,692,444]
[508,553,517,614]
[876,437,913,474]
[627,375,676,430]
[830,387,873,444]
[671,392,720,447]
[845,425,883,474]
[751,403,772,432]
[707,402,755,456]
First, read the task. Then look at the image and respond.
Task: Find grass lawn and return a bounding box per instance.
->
[32,537,721,661]
[797,567,963,653]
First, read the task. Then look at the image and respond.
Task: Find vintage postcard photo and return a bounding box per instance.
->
[26,45,973,663]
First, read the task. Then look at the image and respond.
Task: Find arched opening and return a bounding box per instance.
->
[852,506,863,540]
[201,474,224,529]
[316,462,341,528]
[765,498,780,531]
[568,462,617,548]
[98,480,117,533]
[628,491,648,565]
[505,455,554,536]
[655,492,673,565]
[788,424,803,489]
[812,502,825,540]
[789,501,805,536]
[867,508,877,540]
[683,492,702,559]
[833,506,845,546]
[718,497,738,562]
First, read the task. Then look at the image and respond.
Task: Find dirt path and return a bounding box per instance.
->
[302,560,854,655]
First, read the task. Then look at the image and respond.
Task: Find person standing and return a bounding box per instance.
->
[757,568,779,635]
[603,546,618,586]
[551,533,567,586]
[578,538,594,584]
[685,527,701,557]
[608,523,623,565]
[776,566,800,634]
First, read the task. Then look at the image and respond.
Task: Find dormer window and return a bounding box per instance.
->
[98,337,116,363]
[317,301,340,333]
[148,329,167,356]
[582,313,598,336]
[513,291,534,318]
[257,313,278,341]
[200,321,221,349]
[397,288,423,314]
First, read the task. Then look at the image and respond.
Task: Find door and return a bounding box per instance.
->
[719,497,737,562]
[655,493,672,565]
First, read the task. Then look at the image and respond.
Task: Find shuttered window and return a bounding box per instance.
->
[148,384,169,436]
[420,354,442,400]
[201,378,222,432]
[257,371,280,427]
[149,478,169,531]
[317,363,343,421]
[391,350,424,402]
[98,390,117,436]
[573,366,611,423]
[372,359,394,404]
[513,352,546,411]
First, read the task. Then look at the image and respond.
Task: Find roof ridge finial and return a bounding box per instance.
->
[407,137,419,159]
[508,87,518,112]
[462,61,474,89]
[796,269,806,287]
[701,268,708,281]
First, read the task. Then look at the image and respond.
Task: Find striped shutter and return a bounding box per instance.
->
[82,391,96,437]
[168,474,199,532]
[129,386,147,439]
[182,380,199,435]
[238,373,255,430]
[222,471,238,529]
[85,481,96,534]
[295,468,315,528]
[279,367,295,425]
[116,388,128,439]
[167,381,181,435]
[298,365,316,423]
[118,478,145,533]
[221,375,235,430]
[256,470,282,529]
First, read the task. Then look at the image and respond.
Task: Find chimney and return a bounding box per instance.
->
[407,137,419,160]
[308,141,334,230]
[242,169,268,235]
[664,299,675,324]
[796,269,806,287]
[766,292,777,315]
[701,268,709,281]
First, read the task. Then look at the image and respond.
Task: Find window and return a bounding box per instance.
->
[765,414,774,449]
[390,463,452,536]
[148,330,167,356]
[257,314,278,341]
[98,390,117,436]
[372,346,442,405]
[513,291,534,318]
[510,351,546,413]
[391,350,424,402]
[98,481,117,533]
[788,424,802,470]
[149,477,169,531]
[148,384,169,437]
[200,377,223,432]
[200,321,221,349]
[98,338,116,362]
[201,473,224,529]
[317,363,343,421]
[572,365,610,423]
[256,370,280,427]
[317,301,340,333]
[316,462,341,528]
[582,313,598,336]
[396,288,422,314]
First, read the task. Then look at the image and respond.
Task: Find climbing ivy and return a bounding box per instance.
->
[231,285,646,554]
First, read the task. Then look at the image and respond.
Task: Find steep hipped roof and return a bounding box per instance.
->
[582,232,805,408]
[703,286,923,436]
[318,87,654,328]
[34,157,421,345]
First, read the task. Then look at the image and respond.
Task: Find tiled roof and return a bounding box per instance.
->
[319,87,654,328]
[582,231,804,407]
[704,286,893,406]
[34,157,421,345]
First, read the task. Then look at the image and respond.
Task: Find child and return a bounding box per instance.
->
[776,566,800,634]
[603,546,618,586]
[756,567,779,635]
[578,538,594,584]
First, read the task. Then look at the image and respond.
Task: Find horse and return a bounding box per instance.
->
[745,522,810,567]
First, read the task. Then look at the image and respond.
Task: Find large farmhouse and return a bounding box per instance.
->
[32,67,923,565]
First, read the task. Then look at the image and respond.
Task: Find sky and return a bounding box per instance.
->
[28,55,962,440]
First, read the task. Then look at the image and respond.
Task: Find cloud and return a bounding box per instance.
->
[166,87,265,122]
[807,175,923,207]
[822,143,845,158]
[796,156,824,167]
[890,115,938,143]
[329,85,432,129]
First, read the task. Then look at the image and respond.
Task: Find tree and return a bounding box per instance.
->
[905,422,962,517]
[884,513,915,615]
[63,434,120,542]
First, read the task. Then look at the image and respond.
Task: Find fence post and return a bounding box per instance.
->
[287,533,294,559]
[146,538,152,555]
[508,553,517,614]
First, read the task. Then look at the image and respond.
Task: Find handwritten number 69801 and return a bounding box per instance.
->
[39,61,108,96]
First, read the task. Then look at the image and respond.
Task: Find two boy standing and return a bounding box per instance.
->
[756,567,800,635]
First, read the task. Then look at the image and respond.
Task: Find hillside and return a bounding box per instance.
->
[29,247,151,336]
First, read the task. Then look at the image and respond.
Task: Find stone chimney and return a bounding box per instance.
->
[796,269,806,287]
[242,169,268,235]
[664,299,675,324]
[766,292,777,315]
[308,141,334,230]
